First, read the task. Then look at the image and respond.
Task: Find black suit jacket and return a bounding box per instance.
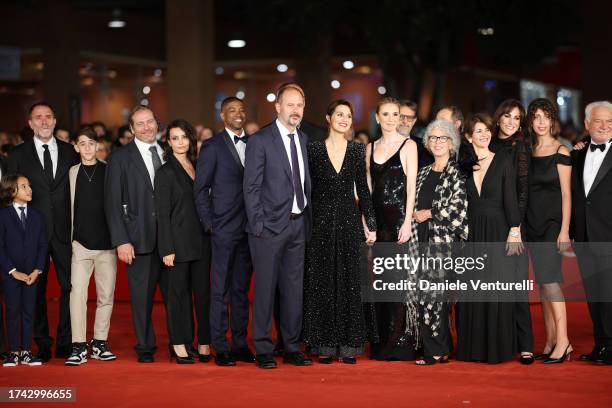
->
[194,130,248,238]
[0,206,48,275]
[0,155,7,178]
[571,142,612,243]
[7,138,79,242]
[105,141,160,254]
[243,122,312,239]
[155,155,205,262]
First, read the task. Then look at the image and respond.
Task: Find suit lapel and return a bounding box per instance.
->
[297,129,310,194]
[52,141,70,189]
[10,207,25,237]
[272,125,293,182]
[588,146,612,196]
[128,142,153,191]
[221,130,244,171]
[169,155,193,192]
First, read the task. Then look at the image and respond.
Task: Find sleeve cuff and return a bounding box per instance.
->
[8,268,16,275]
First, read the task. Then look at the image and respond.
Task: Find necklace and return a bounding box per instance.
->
[82,163,98,182]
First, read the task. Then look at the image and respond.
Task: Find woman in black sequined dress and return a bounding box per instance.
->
[366,97,419,360]
[302,100,377,363]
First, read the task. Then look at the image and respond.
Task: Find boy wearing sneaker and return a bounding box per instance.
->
[65,128,117,366]
[0,175,47,368]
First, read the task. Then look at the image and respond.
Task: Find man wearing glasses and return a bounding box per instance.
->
[398,100,433,168]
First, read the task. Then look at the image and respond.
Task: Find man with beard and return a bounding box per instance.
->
[194,97,255,366]
[398,100,432,168]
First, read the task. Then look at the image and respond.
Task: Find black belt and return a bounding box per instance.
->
[289,212,304,220]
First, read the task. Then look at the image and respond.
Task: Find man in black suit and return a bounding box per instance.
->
[194,97,254,366]
[7,102,79,360]
[105,105,168,363]
[244,83,313,369]
[571,101,612,365]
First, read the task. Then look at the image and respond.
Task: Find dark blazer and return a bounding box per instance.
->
[243,122,312,239]
[7,138,79,242]
[155,155,204,262]
[0,155,7,178]
[571,142,612,242]
[0,206,48,275]
[194,130,248,237]
[105,140,159,254]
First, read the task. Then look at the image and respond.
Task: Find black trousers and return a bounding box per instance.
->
[576,246,612,348]
[0,273,7,353]
[420,303,450,357]
[3,274,38,351]
[250,218,305,355]
[34,236,72,351]
[126,250,168,355]
[514,253,534,352]
[168,241,211,346]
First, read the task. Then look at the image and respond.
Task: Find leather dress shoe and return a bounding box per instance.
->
[579,347,605,363]
[283,351,312,366]
[341,357,357,364]
[37,348,52,363]
[215,351,236,366]
[256,354,277,369]
[138,352,154,363]
[198,353,211,363]
[55,345,71,359]
[273,343,285,357]
[233,347,256,363]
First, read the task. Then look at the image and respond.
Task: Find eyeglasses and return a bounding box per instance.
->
[428,135,451,143]
[400,114,417,121]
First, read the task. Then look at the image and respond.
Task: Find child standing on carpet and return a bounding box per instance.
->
[0,174,47,367]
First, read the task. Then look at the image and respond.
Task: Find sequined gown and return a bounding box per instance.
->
[369,139,416,360]
[303,141,377,358]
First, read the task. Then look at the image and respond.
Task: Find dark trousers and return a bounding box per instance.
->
[249,218,305,355]
[420,303,450,357]
[274,286,284,348]
[167,239,211,346]
[126,250,168,355]
[210,233,252,352]
[576,246,612,348]
[0,274,7,353]
[3,274,38,351]
[34,236,72,351]
[514,253,534,352]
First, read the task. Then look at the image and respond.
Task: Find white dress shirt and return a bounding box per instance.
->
[583,139,612,196]
[134,137,166,186]
[226,128,247,166]
[275,119,307,213]
[33,136,58,177]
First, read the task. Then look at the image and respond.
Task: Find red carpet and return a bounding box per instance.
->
[1,301,610,407]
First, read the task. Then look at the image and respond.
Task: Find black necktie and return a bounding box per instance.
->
[18,206,26,230]
[590,143,606,152]
[149,145,162,172]
[234,135,248,144]
[42,144,54,184]
[287,133,305,211]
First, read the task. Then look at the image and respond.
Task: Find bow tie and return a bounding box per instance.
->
[590,143,606,152]
[234,135,247,144]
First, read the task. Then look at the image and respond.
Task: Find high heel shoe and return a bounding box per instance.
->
[318,356,334,364]
[543,344,572,364]
[534,345,555,360]
[168,345,195,364]
[520,353,535,365]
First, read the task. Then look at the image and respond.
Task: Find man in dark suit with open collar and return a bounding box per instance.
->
[7,102,79,361]
[194,97,255,366]
[571,101,612,365]
[243,83,313,369]
[105,105,168,363]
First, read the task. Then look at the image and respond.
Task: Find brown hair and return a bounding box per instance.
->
[128,105,158,127]
[73,126,98,143]
[326,99,354,133]
[276,83,305,102]
[492,99,526,144]
[164,119,197,163]
[28,102,55,118]
[0,174,25,207]
[526,98,560,140]
[464,112,494,137]
[376,97,400,114]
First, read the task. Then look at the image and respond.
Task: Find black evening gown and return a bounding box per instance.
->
[369,139,416,360]
[303,141,377,358]
[456,149,521,363]
[526,151,572,284]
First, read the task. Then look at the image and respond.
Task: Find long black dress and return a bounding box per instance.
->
[369,138,416,360]
[526,150,572,284]
[456,149,521,363]
[303,141,377,358]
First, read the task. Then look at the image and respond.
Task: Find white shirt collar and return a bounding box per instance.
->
[225,128,245,138]
[275,119,298,139]
[13,202,27,215]
[134,136,160,153]
[33,136,57,151]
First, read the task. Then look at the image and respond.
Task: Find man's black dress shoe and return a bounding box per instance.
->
[318,356,334,364]
[215,351,236,366]
[579,347,605,363]
[233,347,256,363]
[138,352,154,363]
[199,353,211,363]
[283,351,312,366]
[55,345,71,359]
[256,354,277,369]
[37,348,52,363]
[341,357,357,364]
[273,343,285,357]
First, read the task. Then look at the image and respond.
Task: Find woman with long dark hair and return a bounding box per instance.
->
[155,119,211,364]
[302,100,377,364]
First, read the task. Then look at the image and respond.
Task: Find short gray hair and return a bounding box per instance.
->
[585,101,612,121]
[423,119,461,155]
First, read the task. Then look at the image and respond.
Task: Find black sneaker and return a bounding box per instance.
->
[2,352,19,367]
[65,343,88,366]
[20,351,42,366]
[91,340,117,361]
